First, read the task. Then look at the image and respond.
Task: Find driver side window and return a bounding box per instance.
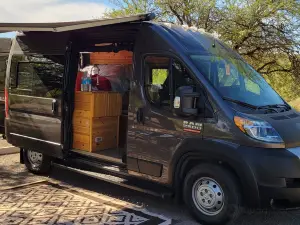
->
[144,56,171,109]
[144,56,207,115]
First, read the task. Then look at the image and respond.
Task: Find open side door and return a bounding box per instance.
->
[5,34,68,158]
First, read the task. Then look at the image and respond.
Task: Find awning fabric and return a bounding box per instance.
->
[0,13,154,33]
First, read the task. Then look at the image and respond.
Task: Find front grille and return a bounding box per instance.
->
[285,178,300,188]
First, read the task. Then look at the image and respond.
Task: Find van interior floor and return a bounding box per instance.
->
[71,148,123,164]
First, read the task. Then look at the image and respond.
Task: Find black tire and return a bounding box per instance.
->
[183,164,242,225]
[23,149,52,174]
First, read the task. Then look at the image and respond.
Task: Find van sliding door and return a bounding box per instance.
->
[7,53,64,158]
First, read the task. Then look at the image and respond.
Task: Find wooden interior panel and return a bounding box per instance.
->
[73,125,89,135]
[90,51,133,65]
[93,92,122,117]
[73,117,90,128]
[73,110,91,118]
[73,141,90,152]
[73,133,90,152]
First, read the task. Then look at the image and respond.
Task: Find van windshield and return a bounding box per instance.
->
[190,54,284,107]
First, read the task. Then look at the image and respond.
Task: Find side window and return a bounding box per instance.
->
[144,56,211,117]
[17,63,32,90]
[172,60,197,92]
[144,56,171,108]
[11,54,64,98]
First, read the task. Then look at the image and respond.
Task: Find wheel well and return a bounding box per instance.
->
[174,156,244,205]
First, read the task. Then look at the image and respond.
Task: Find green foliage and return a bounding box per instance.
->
[152,69,168,85]
[104,0,162,18]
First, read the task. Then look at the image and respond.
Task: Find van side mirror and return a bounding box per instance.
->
[174,86,200,117]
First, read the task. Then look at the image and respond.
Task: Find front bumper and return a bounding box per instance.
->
[259,185,300,207]
[239,146,300,208]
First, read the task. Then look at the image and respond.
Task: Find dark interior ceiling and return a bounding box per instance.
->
[70,22,142,52]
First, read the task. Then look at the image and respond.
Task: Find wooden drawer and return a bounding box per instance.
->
[73,110,91,118]
[92,132,118,151]
[73,117,90,128]
[92,117,118,134]
[91,117,119,152]
[72,116,119,152]
[74,101,91,111]
[74,92,92,103]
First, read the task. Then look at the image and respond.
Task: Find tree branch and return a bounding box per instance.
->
[167,4,184,25]
[256,60,276,72]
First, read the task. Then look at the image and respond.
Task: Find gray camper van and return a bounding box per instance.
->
[2,14,300,225]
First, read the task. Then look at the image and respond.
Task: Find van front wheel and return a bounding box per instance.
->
[183,164,242,225]
[23,149,51,174]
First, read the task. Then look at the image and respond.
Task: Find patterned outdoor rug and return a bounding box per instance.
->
[0,181,172,225]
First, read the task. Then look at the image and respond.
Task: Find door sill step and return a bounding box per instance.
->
[69,149,125,167]
[53,163,173,199]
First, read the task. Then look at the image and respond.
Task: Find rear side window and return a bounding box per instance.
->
[10,54,64,98]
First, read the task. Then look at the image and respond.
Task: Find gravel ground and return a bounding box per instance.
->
[2,153,300,225]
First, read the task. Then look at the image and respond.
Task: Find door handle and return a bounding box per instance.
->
[52,99,57,114]
[136,108,145,125]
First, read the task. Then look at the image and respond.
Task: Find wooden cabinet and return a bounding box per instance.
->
[74,91,121,117]
[72,91,121,152]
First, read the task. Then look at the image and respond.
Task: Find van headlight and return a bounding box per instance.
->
[234,115,283,143]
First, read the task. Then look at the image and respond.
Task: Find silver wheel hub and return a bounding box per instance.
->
[27,150,43,166]
[192,177,224,216]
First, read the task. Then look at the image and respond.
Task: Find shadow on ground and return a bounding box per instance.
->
[0,163,44,189]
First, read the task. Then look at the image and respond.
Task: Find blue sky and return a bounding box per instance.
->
[0,0,115,38]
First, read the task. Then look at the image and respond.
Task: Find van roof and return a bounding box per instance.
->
[0,13,154,33]
[159,23,242,59]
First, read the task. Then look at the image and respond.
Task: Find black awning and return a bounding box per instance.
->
[0,13,154,33]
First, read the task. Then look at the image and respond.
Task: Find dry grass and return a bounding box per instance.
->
[289,98,300,112]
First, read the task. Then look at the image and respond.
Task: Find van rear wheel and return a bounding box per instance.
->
[183,164,242,225]
[23,149,51,174]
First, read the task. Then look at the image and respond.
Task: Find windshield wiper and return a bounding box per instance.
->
[223,97,291,113]
[257,104,291,112]
[222,97,257,109]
